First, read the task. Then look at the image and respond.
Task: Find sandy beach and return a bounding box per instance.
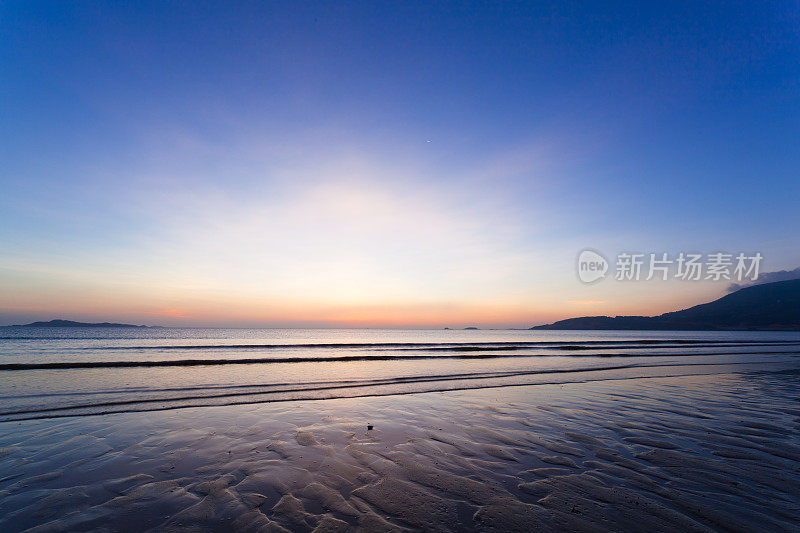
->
[1,368,798,532]
[5,1,800,530]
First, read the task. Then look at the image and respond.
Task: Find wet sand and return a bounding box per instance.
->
[1,370,798,532]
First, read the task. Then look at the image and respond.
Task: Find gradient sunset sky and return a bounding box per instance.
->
[1,2,799,327]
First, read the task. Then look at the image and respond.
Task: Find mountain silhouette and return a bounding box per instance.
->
[14,319,148,328]
[532,279,800,331]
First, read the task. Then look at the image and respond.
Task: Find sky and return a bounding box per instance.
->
[1,1,798,327]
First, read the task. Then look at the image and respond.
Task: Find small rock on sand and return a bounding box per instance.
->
[295,430,319,447]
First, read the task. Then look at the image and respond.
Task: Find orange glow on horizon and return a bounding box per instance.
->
[2,290,720,328]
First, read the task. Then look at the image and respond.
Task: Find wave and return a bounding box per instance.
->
[83,341,800,352]
[1,349,798,371]
[0,365,644,416]
[2,338,799,347]
[0,361,791,422]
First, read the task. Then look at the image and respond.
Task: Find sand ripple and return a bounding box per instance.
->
[1,370,798,532]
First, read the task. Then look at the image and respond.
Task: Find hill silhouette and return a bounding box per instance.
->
[14,319,148,328]
[532,279,800,331]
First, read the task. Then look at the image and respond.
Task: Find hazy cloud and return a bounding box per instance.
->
[726,267,800,292]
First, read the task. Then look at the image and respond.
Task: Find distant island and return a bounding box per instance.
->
[13,319,150,328]
[532,279,800,331]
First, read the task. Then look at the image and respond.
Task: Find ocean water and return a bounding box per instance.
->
[1,327,799,422]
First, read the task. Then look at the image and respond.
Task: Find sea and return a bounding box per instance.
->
[1,327,799,423]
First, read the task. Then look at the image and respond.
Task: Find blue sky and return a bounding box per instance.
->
[1,1,798,326]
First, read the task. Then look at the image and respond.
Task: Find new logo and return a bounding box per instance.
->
[577,249,608,283]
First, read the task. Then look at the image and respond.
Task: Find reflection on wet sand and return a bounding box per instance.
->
[1,370,798,532]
